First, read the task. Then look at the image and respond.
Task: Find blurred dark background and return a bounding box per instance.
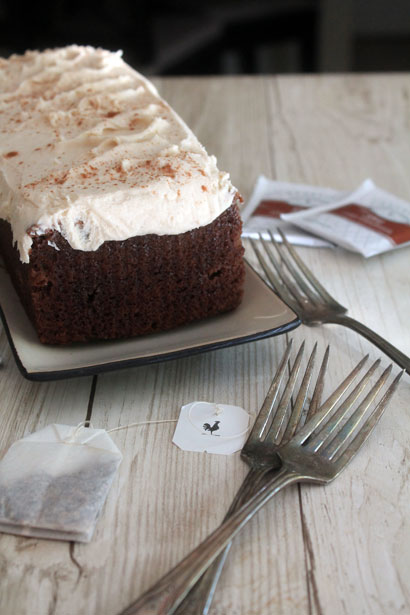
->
[1,0,409,75]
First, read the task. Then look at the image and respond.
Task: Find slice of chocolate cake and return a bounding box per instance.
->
[0,46,244,344]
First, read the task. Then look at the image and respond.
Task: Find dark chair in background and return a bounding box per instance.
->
[0,0,354,74]
[2,0,409,74]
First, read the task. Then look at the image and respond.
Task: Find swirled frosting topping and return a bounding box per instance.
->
[0,46,236,262]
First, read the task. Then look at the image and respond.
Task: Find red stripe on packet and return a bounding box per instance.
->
[331,204,410,245]
[254,200,305,219]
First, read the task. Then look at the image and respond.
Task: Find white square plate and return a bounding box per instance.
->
[0,262,300,380]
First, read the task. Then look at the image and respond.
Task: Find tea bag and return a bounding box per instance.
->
[0,423,122,542]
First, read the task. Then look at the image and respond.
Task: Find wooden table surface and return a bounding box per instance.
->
[1,74,410,615]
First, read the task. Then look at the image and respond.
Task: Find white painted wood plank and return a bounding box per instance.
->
[269,74,410,198]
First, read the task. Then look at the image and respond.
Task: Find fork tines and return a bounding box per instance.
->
[251,341,360,450]
[295,360,403,471]
[248,230,410,376]
[249,229,345,313]
[251,340,325,446]
[266,341,404,474]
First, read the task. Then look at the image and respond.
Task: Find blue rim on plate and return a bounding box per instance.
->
[0,261,300,381]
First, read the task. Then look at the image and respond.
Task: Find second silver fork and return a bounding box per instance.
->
[249,229,410,374]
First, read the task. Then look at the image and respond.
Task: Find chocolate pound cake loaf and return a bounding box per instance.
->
[0,46,245,344]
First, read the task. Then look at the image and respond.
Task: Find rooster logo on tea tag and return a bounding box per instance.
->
[173,401,252,455]
[203,421,220,436]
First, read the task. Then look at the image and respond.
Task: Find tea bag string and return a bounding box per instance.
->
[72,418,179,445]
[105,403,254,441]
[64,402,254,446]
[54,422,96,445]
[107,419,179,433]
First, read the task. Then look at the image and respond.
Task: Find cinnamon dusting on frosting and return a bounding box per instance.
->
[0,46,236,263]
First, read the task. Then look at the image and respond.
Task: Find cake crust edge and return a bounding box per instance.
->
[0,201,245,344]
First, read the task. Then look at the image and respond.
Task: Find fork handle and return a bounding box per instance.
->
[174,467,273,615]
[326,314,410,374]
[118,468,301,615]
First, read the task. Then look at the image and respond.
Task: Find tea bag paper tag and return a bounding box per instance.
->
[172,402,251,455]
[0,424,122,543]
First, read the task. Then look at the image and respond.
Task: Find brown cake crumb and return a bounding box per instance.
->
[0,201,245,344]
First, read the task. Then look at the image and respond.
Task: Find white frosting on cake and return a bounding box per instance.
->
[0,46,237,262]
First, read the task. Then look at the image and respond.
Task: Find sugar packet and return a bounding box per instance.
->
[281,179,410,257]
[0,424,122,542]
[241,175,334,247]
[242,176,410,257]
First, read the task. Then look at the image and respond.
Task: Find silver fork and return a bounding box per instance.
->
[119,352,402,615]
[174,339,363,615]
[249,229,410,374]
